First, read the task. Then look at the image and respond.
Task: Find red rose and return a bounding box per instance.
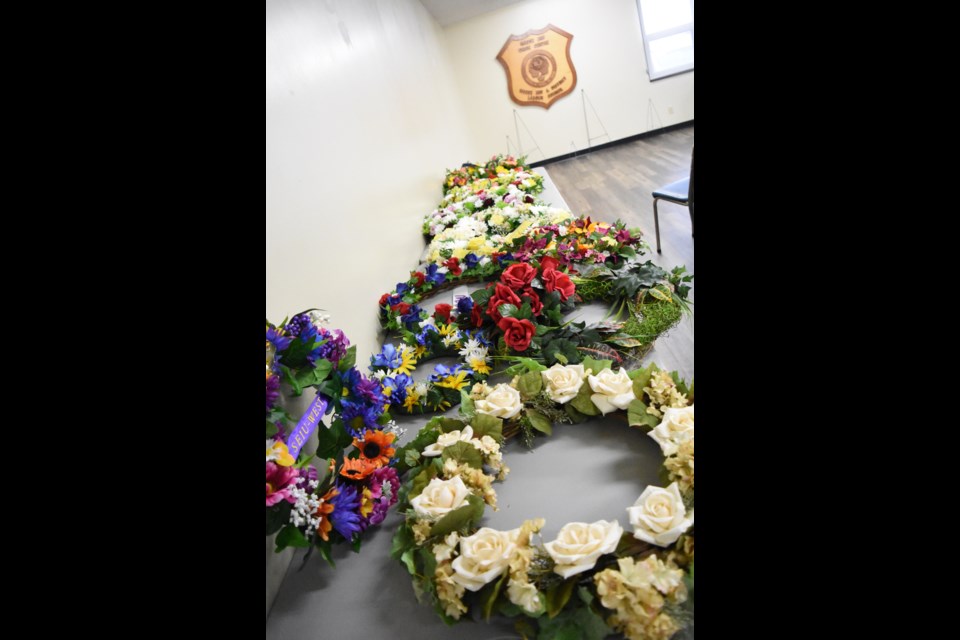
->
[379,293,391,307]
[487,283,521,324]
[412,271,426,286]
[498,317,536,352]
[521,287,543,316]
[390,302,411,315]
[444,257,462,277]
[542,269,576,302]
[434,303,452,323]
[539,256,561,274]
[501,262,537,289]
[470,305,485,328]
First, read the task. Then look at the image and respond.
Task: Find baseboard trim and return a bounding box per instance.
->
[529,120,694,168]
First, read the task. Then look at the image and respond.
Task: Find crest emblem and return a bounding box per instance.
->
[496,24,577,109]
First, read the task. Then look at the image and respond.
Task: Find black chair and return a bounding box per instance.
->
[652,147,694,253]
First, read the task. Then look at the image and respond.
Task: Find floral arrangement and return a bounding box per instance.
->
[376,154,694,418]
[427,167,546,237]
[441,153,534,195]
[390,359,694,639]
[266,311,401,565]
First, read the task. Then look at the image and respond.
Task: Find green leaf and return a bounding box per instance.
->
[517,371,543,399]
[606,336,644,348]
[498,303,519,319]
[478,570,509,621]
[400,548,416,574]
[630,367,653,399]
[404,449,421,467]
[390,525,415,560]
[581,356,612,374]
[430,494,485,537]
[439,418,469,433]
[542,339,581,366]
[409,466,439,498]
[627,398,660,429]
[471,413,503,441]
[569,381,600,416]
[275,524,310,552]
[280,364,303,397]
[647,286,673,303]
[316,422,346,461]
[526,409,553,435]
[266,502,292,536]
[545,578,577,618]
[337,345,357,373]
[688,379,694,403]
[671,371,689,396]
[351,536,362,553]
[441,441,483,470]
[315,537,335,567]
[265,420,278,438]
[459,389,476,418]
[564,403,588,423]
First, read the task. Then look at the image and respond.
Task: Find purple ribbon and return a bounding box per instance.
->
[286,395,328,459]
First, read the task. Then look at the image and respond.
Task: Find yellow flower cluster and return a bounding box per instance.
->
[666,535,694,569]
[643,371,690,418]
[594,555,688,640]
[505,518,546,613]
[435,559,468,619]
[442,459,498,509]
[411,519,433,545]
[663,438,694,497]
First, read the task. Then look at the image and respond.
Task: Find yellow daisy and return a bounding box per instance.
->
[468,356,491,376]
[437,371,470,391]
[391,347,417,376]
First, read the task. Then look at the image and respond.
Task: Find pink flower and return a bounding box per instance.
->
[266,462,299,506]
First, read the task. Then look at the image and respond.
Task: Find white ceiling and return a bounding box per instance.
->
[420,0,532,27]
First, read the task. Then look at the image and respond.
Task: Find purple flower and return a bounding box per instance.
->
[365,467,400,527]
[266,373,280,412]
[354,375,386,412]
[456,296,474,316]
[396,282,410,296]
[340,399,380,438]
[296,464,318,490]
[317,327,349,366]
[463,253,480,269]
[330,483,364,540]
[401,304,423,327]
[425,264,446,285]
[266,327,292,354]
[284,313,312,338]
[615,227,633,244]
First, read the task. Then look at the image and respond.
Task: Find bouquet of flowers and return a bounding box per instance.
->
[266,311,401,563]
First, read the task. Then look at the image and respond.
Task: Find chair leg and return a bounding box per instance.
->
[653,198,662,253]
[688,202,694,238]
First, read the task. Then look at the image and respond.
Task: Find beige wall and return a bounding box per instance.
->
[266,0,473,363]
[442,0,694,161]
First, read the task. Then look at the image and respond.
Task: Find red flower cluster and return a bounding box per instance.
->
[477,259,577,352]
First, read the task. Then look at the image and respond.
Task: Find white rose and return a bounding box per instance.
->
[451,527,517,591]
[507,582,543,613]
[544,520,624,578]
[541,363,587,404]
[474,383,523,419]
[422,426,475,457]
[648,405,695,456]
[588,368,636,415]
[410,476,471,519]
[626,483,694,547]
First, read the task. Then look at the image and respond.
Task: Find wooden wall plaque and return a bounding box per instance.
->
[496,24,577,109]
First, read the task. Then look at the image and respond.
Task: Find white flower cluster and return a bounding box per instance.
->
[458,338,490,372]
[288,480,321,535]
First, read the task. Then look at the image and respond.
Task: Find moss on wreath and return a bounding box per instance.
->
[625,298,683,341]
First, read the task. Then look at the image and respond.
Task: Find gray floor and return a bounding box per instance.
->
[266,132,695,638]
